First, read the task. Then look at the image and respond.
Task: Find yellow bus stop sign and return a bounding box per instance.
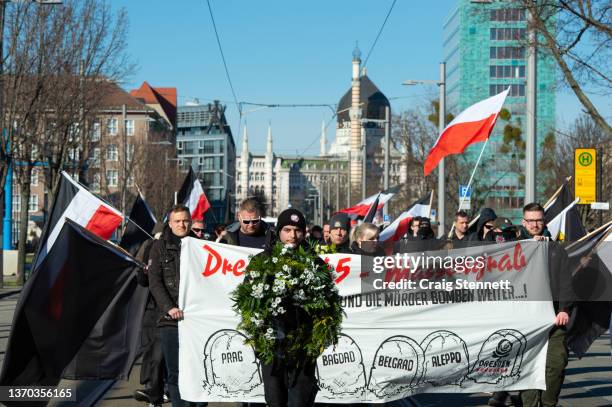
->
[574,148,596,204]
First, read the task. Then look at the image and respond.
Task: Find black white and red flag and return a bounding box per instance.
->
[119,192,157,256]
[338,185,399,218]
[32,171,123,270]
[379,192,432,242]
[363,193,381,224]
[0,220,147,387]
[177,167,210,220]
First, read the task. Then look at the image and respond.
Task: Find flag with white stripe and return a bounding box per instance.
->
[177,167,210,221]
[379,192,432,242]
[33,172,123,270]
[338,186,399,218]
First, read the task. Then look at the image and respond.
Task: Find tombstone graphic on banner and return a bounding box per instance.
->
[202,329,264,397]
[317,334,368,399]
[368,335,425,398]
[421,330,470,387]
[467,329,527,385]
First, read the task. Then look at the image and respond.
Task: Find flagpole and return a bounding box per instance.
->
[543,176,573,210]
[447,139,489,238]
[565,219,612,250]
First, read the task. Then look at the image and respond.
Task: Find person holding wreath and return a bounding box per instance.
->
[232,208,343,407]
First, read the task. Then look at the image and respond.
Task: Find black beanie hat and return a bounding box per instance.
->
[328,212,351,231]
[276,208,306,232]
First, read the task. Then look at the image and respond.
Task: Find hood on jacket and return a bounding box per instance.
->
[476,208,497,236]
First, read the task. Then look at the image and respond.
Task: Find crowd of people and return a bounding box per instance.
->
[132,197,577,407]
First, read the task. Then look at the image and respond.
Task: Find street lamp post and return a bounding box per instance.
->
[402,61,446,237]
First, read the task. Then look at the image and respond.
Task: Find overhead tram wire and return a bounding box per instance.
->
[206,0,243,138]
[362,0,397,68]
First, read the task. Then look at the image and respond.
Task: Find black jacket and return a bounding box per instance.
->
[148,227,183,326]
[224,220,271,248]
[517,226,573,314]
[468,208,497,242]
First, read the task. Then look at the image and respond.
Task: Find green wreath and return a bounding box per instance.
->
[231,242,344,365]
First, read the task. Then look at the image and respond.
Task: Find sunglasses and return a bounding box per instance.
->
[192,228,205,233]
[483,224,495,229]
[241,218,260,225]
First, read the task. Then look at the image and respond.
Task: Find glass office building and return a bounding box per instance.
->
[444,0,556,220]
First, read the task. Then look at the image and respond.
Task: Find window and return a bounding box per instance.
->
[490,28,526,41]
[91,174,101,192]
[126,144,134,161]
[106,144,118,161]
[91,148,100,167]
[107,118,118,136]
[490,65,525,78]
[127,175,134,187]
[489,84,525,96]
[125,119,135,136]
[68,148,80,161]
[201,157,215,170]
[28,194,38,213]
[490,8,526,22]
[490,46,525,59]
[106,170,118,187]
[91,122,101,141]
[12,194,20,212]
[31,170,39,186]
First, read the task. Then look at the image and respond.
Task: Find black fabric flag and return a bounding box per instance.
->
[363,193,380,223]
[565,223,612,357]
[544,181,586,242]
[0,220,147,386]
[120,193,157,256]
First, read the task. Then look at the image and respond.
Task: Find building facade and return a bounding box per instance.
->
[235,48,407,223]
[8,81,176,248]
[444,0,556,219]
[177,101,236,226]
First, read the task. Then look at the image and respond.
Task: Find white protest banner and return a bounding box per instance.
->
[178,239,554,403]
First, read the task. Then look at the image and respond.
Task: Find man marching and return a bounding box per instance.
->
[232,208,343,407]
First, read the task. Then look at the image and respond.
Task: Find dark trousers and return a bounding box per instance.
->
[261,361,318,407]
[140,310,165,403]
[521,327,568,407]
[159,325,207,407]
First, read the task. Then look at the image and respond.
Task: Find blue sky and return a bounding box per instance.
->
[113,0,610,155]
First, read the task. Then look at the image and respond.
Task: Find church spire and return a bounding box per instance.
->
[320,120,327,156]
[241,124,249,157]
[266,122,273,154]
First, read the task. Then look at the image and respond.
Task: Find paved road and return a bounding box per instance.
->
[0,290,610,406]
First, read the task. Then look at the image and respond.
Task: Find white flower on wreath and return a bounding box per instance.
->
[277,306,286,314]
[250,270,260,278]
[272,257,278,263]
[282,264,290,272]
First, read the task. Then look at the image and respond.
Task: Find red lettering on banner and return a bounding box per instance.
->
[513,243,526,270]
[201,244,246,277]
[334,257,351,284]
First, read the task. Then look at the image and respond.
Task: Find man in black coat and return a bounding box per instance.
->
[148,205,206,407]
[519,203,574,407]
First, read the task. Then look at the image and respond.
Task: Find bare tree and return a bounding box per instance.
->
[1,0,132,282]
[514,0,611,134]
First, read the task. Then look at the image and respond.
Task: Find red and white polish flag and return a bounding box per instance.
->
[424,87,510,176]
[379,193,432,242]
[33,172,123,269]
[177,167,210,220]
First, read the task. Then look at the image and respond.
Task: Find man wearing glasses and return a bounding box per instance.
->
[191,218,207,240]
[225,198,270,249]
[518,203,574,407]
